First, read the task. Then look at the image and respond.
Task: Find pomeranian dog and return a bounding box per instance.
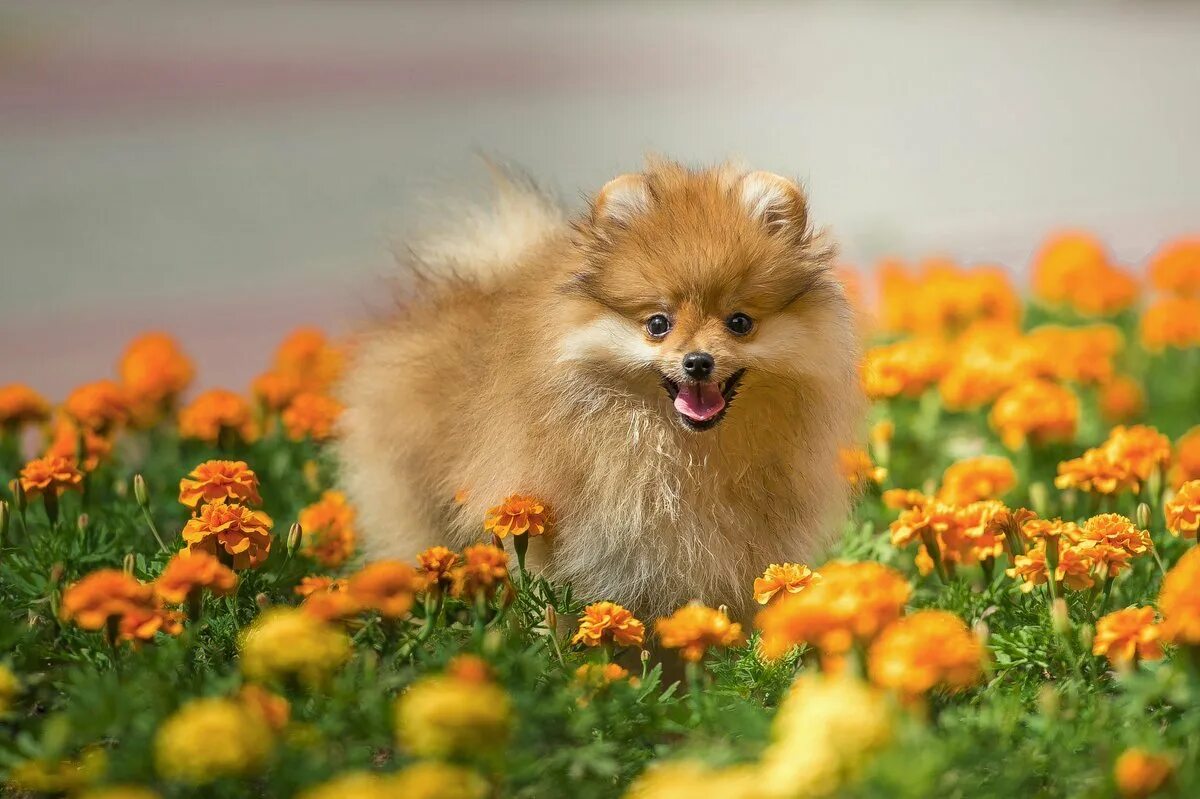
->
[338,159,862,619]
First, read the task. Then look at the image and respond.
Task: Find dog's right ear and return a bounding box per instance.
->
[591,174,652,226]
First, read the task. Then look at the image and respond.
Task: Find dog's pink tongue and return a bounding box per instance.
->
[674,382,726,422]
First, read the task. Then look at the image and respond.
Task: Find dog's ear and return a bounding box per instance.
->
[740,171,808,232]
[591,173,652,226]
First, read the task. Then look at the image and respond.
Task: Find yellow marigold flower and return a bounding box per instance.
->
[1055,449,1139,496]
[1141,296,1200,351]
[1093,607,1163,666]
[484,493,549,538]
[61,569,156,630]
[182,499,273,570]
[240,607,350,686]
[178,460,261,509]
[1165,480,1200,539]
[1080,513,1153,556]
[281,392,343,442]
[118,605,184,643]
[838,447,886,487]
[1170,426,1200,488]
[119,332,194,423]
[19,455,83,499]
[77,786,163,799]
[575,662,639,689]
[155,697,272,784]
[417,545,461,590]
[1159,546,1200,645]
[153,550,238,604]
[395,672,511,758]
[391,762,489,799]
[297,490,356,568]
[655,603,745,662]
[1104,425,1172,482]
[753,563,819,605]
[64,379,129,432]
[449,543,510,599]
[238,684,290,732]
[347,559,421,618]
[989,378,1078,451]
[0,664,20,716]
[759,672,893,798]
[178,388,257,444]
[757,561,910,662]
[8,749,106,794]
[868,609,984,696]
[1099,375,1145,425]
[938,455,1016,505]
[296,772,394,799]
[1149,236,1200,297]
[0,383,50,429]
[1114,748,1174,799]
[860,337,947,400]
[623,761,760,799]
[572,601,646,648]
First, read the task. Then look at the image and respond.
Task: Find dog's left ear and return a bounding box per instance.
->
[739,171,808,232]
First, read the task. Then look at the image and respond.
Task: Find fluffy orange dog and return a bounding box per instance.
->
[338,160,862,618]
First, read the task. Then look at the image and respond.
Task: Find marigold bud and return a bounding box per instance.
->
[287,522,303,557]
[123,553,135,575]
[133,474,149,509]
[1051,598,1071,635]
[77,513,89,533]
[0,500,8,541]
[1136,502,1151,530]
[544,603,558,631]
[11,479,26,513]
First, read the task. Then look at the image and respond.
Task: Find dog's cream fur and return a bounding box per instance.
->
[338,160,862,619]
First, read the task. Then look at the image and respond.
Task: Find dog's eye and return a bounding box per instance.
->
[726,312,754,336]
[645,314,672,338]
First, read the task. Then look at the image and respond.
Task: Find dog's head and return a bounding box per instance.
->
[558,160,856,432]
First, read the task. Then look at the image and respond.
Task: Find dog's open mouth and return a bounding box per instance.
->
[660,369,746,431]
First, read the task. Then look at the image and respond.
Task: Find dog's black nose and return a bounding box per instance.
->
[682,351,715,380]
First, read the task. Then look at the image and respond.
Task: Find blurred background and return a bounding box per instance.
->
[3,0,1199,397]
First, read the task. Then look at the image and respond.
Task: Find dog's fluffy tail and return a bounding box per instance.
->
[403,160,565,290]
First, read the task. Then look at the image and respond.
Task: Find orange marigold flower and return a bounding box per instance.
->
[118,332,194,421]
[238,685,290,733]
[64,379,129,432]
[449,543,510,599]
[272,327,344,394]
[938,455,1016,505]
[575,662,639,689]
[838,447,886,487]
[756,561,910,662]
[417,546,461,589]
[753,563,819,606]
[1114,748,1174,799]
[868,609,984,696]
[1148,236,1200,298]
[118,605,184,643]
[0,383,50,429]
[44,415,113,472]
[297,490,356,568]
[153,550,238,604]
[1103,425,1172,483]
[1085,542,1134,580]
[178,460,262,509]
[1055,449,1139,496]
[446,654,492,683]
[1009,539,1095,592]
[889,502,958,550]
[571,602,645,648]
[1158,546,1200,645]
[1141,296,1200,351]
[655,603,745,662]
[1032,231,1138,316]
[1024,324,1124,386]
[251,369,302,412]
[1170,426,1200,488]
[347,560,421,617]
[19,455,83,499]
[882,488,932,511]
[989,379,1078,451]
[1092,607,1163,666]
[1099,376,1145,425]
[860,338,948,400]
[1165,480,1200,539]
[178,389,257,444]
[61,569,156,630]
[294,576,346,597]
[281,392,343,442]
[1079,513,1153,557]
[484,494,549,538]
[301,588,362,622]
[1006,546,1049,592]
[182,499,274,570]
[877,259,1019,336]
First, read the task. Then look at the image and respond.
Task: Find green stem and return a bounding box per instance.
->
[140,506,170,553]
